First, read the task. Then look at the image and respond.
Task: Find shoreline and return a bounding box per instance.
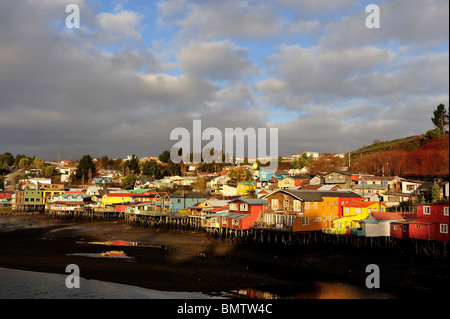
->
[0,214,448,298]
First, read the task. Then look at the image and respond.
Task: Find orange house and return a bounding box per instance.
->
[262,189,363,231]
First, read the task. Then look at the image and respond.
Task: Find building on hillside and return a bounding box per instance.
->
[277,176,309,189]
[91,177,112,186]
[237,181,256,196]
[323,171,359,188]
[381,192,413,207]
[222,184,238,197]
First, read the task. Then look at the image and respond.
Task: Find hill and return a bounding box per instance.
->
[349,134,449,179]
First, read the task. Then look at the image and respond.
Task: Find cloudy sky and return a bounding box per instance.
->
[0,0,448,161]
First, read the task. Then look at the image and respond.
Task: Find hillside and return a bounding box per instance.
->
[349,134,449,179]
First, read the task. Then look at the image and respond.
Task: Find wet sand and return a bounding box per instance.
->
[0,214,448,298]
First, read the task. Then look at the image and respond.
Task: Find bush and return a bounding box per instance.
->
[425,128,441,140]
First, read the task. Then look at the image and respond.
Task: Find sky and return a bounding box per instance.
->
[0,0,448,161]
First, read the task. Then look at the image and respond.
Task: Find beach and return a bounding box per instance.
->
[0,214,448,299]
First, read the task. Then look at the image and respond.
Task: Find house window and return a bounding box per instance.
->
[328,175,334,180]
[271,199,279,210]
[240,203,248,211]
[222,218,228,224]
[440,224,448,234]
[302,217,309,226]
[355,208,362,214]
[415,224,421,229]
[293,200,301,212]
[317,217,322,222]
[393,225,397,230]
[232,219,239,226]
[403,226,407,232]
[283,199,289,211]
[423,206,430,215]
[229,203,237,211]
[305,202,310,209]
[345,207,350,214]
[444,207,449,216]
[177,199,182,203]
[313,202,317,209]
[338,175,343,180]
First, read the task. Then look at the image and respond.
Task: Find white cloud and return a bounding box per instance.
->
[177,41,258,81]
[96,10,143,41]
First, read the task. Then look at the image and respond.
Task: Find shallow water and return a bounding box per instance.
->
[0,267,223,299]
[0,215,397,299]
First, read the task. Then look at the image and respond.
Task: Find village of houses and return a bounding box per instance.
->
[1,152,449,255]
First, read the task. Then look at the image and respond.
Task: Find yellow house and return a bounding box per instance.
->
[277,176,308,189]
[101,192,131,207]
[237,182,256,196]
[42,190,65,205]
[323,201,386,235]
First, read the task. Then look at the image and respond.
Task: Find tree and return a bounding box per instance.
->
[431,181,440,203]
[0,152,14,169]
[121,173,136,190]
[76,155,96,182]
[142,159,158,177]
[98,155,111,169]
[33,157,45,170]
[124,154,140,175]
[43,166,54,178]
[14,154,28,167]
[19,157,31,169]
[166,159,181,176]
[158,150,171,163]
[431,103,449,134]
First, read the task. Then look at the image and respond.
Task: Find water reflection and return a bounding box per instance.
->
[233,281,395,299]
[76,239,166,249]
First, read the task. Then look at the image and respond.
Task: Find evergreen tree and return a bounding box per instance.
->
[431,181,440,203]
[76,154,96,181]
[431,103,449,134]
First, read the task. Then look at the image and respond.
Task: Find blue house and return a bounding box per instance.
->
[259,170,274,183]
[164,192,208,214]
[274,170,289,180]
[91,177,112,185]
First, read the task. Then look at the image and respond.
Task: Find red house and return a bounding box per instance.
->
[390,213,417,239]
[221,198,268,230]
[409,203,449,242]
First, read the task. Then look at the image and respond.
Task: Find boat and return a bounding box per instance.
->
[100,250,126,257]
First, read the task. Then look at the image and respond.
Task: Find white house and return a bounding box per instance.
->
[359,212,407,237]
[401,180,423,194]
[222,184,237,197]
